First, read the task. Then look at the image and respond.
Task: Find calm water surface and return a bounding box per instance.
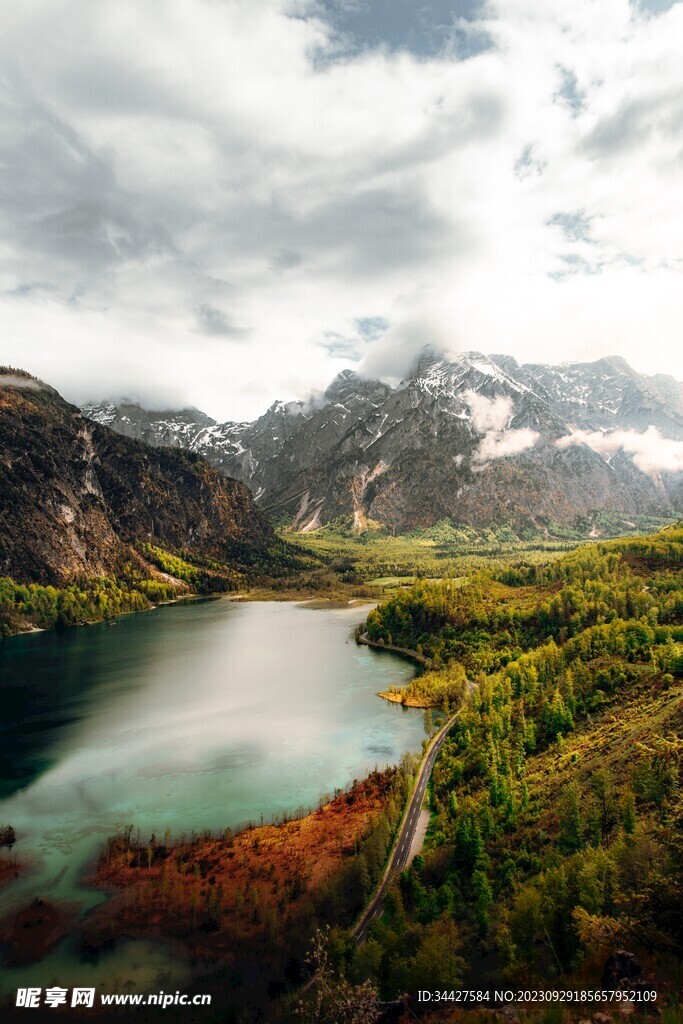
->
[0,599,424,994]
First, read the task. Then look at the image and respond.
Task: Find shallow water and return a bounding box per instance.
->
[0,599,425,995]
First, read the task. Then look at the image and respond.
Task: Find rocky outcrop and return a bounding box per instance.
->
[0,369,271,585]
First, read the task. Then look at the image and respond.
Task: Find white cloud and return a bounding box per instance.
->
[474,427,540,461]
[465,390,540,460]
[465,390,513,432]
[556,426,683,475]
[0,0,682,418]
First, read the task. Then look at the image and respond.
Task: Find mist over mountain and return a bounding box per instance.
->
[82,349,683,535]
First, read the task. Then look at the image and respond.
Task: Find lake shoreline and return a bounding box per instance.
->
[2,586,378,641]
[80,769,403,965]
[1,593,190,641]
[377,689,442,708]
[0,599,424,979]
[356,630,431,668]
[355,631,444,708]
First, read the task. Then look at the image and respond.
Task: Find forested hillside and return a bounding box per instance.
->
[343,526,683,1008]
[0,370,303,636]
[0,369,271,586]
[366,527,683,676]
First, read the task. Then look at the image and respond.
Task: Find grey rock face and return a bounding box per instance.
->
[82,349,683,533]
[1,380,271,586]
[504,355,683,437]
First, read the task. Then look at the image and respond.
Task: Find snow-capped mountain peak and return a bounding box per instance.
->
[82,351,683,534]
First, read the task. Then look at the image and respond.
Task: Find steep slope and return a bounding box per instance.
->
[497,353,683,436]
[355,526,683,1006]
[0,369,271,586]
[82,350,683,534]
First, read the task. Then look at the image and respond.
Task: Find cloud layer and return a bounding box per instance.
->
[556,426,683,474]
[0,0,682,417]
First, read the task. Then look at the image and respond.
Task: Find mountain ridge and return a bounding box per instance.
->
[0,368,271,586]
[81,349,683,535]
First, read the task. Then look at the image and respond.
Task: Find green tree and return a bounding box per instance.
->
[590,770,618,843]
[621,790,637,835]
[633,752,678,820]
[409,916,466,991]
[472,869,494,936]
[558,783,583,853]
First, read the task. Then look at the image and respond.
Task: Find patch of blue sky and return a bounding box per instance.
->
[636,0,679,13]
[311,0,490,59]
[319,333,364,360]
[356,316,390,340]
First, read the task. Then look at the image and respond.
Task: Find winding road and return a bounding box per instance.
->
[353,712,458,944]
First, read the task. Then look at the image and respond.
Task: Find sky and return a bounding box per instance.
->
[0,0,682,420]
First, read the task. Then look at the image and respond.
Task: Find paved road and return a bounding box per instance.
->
[353,713,457,944]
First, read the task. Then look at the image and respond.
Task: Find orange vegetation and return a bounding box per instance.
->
[0,855,21,890]
[378,689,441,707]
[83,769,398,962]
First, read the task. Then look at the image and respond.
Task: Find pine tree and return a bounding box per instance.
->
[472,869,493,936]
[558,783,583,852]
[621,790,636,835]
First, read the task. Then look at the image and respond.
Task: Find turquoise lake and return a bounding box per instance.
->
[0,599,425,995]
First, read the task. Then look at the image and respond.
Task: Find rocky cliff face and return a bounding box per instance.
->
[500,354,683,438]
[0,369,271,585]
[82,350,683,534]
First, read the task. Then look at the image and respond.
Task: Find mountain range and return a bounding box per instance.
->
[0,368,270,585]
[82,349,683,535]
